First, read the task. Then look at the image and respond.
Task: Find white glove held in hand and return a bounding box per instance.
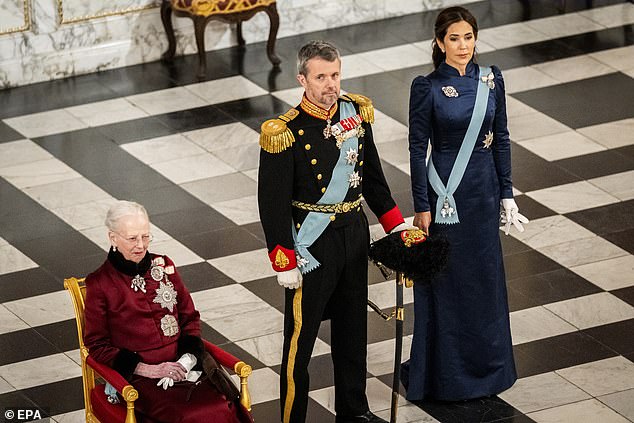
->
[157,376,174,390]
[177,353,197,373]
[500,198,529,235]
[389,222,409,234]
[276,267,302,289]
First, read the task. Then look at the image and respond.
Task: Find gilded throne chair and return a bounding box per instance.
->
[161,0,281,79]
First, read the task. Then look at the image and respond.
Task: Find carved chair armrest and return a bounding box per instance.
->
[202,339,252,411]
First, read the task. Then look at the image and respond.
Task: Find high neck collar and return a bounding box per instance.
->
[299,94,338,121]
[108,247,151,277]
[438,61,478,78]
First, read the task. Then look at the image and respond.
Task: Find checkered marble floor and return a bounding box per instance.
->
[1,1,634,422]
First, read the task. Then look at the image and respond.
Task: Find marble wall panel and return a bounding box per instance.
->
[57,0,160,24]
[0,0,30,35]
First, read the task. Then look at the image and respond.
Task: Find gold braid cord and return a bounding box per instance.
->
[291,197,363,214]
[171,0,276,16]
[260,108,299,154]
[343,93,375,124]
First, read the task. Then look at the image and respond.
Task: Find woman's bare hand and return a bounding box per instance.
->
[134,362,187,381]
[413,211,432,235]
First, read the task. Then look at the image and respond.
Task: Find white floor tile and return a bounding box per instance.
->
[3,109,87,138]
[53,409,86,423]
[52,198,116,231]
[528,398,631,423]
[181,172,257,205]
[357,44,427,72]
[0,244,37,275]
[375,403,438,422]
[80,226,110,251]
[211,195,260,225]
[126,87,208,115]
[0,376,15,394]
[367,279,414,310]
[244,367,280,405]
[340,53,385,80]
[186,76,267,104]
[372,109,408,145]
[538,235,627,268]
[192,284,270,320]
[149,238,204,267]
[508,111,569,142]
[477,22,550,49]
[24,177,110,210]
[0,304,28,335]
[505,96,538,118]
[0,353,81,390]
[4,290,74,328]
[0,139,52,169]
[376,139,410,166]
[525,12,605,38]
[151,153,235,184]
[598,388,634,422]
[589,170,634,201]
[519,130,605,161]
[526,181,619,214]
[503,66,560,94]
[208,248,276,283]
[577,118,634,149]
[532,55,615,84]
[510,306,577,345]
[121,134,207,165]
[270,87,304,107]
[544,292,634,330]
[556,356,634,397]
[211,143,261,171]
[66,98,148,127]
[184,122,259,152]
[498,372,591,414]
[579,3,634,28]
[209,305,284,341]
[511,215,595,249]
[571,255,634,291]
[366,337,413,377]
[236,331,330,367]
[411,39,434,57]
[242,168,259,182]
[0,159,81,189]
[590,45,634,72]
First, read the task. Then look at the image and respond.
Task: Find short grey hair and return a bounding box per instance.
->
[297,40,340,76]
[105,200,149,232]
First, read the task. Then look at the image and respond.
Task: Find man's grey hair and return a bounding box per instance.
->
[105,200,149,231]
[297,40,340,76]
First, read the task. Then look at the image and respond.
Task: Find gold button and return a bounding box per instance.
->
[330,215,336,221]
[298,129,304,135]
[359,160,363,166]
[296,223,301,229]
[359,144,363,149]
[321,187,326,193]
[357,207,361,212]
[317,174,322,180]
[305,144,311,150]
[311,159,317,165]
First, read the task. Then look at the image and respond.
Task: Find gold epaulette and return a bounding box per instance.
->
[259,108,299,154]
[342,93,375,124]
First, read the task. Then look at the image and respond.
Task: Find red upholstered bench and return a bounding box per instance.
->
[161,0,281,79]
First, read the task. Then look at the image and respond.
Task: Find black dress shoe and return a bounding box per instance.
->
[335,410,388,423]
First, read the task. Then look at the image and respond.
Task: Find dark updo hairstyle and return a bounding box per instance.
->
[432,6,479,69]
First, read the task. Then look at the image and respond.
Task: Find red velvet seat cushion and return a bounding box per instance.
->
[171,0,275,16]
[91,384,127,422]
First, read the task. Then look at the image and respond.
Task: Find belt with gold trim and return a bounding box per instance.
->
[292,196,363,214]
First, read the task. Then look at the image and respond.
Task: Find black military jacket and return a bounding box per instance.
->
[258,93,404,271]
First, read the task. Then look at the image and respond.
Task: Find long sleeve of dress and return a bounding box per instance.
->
[408,76,433,213]
[491,65,514,199]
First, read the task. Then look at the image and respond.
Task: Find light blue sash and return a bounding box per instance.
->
[428,66,491,224]
[293,101,359,274]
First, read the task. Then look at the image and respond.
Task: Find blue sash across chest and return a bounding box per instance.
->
[427,66,491,224]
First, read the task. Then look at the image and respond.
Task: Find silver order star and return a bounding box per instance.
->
[153,280,178,312]
[345,147,359,165]
[482,131,494,148]
[348,171,361,188]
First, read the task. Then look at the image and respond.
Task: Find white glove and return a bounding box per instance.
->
[276,267,302,289]
[157,376,174,390]
[500,198,529,235]
[177,353,202,382]
[389,222,409,234]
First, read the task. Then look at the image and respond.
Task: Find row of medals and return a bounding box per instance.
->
[323,118,363,188]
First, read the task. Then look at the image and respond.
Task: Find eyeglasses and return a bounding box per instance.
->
[113,232,153,245]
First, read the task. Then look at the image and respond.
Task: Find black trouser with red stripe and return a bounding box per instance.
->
[280,211,371,423]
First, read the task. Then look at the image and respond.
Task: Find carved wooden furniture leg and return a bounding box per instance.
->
[265,3,281,66]
[161,0,177,61]
[237,21,246,49]
[193,15,208,79]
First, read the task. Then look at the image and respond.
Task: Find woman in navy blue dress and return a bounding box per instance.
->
[403,6,528,401]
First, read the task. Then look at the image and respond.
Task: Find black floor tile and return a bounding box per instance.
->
[241,221,266,244]
[503,250,563,281]
[160,48,243,85]
[131,185,204,216]
[321,19,412,54]
[250,399,281,423]
[0,391,39,415]
[387,64,436,87]
[176,261,235,293]
[414,395,523,423]
[566,199,634,236]
[216,94,289,123]
[512,72,634,129]
[555,149,634,180]
[0,267,63,302]
[200,321,230,347]
[514,194,557,221]
[513,331,617,378]
[306,354,335,391]
[381,162,412,196]
[557,24,634,55]
[612,285,634,308]
[507,268,602,312]
[392,190,416,219]
[21,377,84,416]
[615,144,634,160]
[480,38,584,71]
[215,341,266,371]
[512,156,581,193]
[155,104,236,132]
[245,65,298,93]
[95,61,178,96]
[151,206,236,238]
[583,318,634,356]
[0,328,59,366]
[343,73,410,125]
[501,235,533,257]
[0,121,23,143]
[180,226,264,260]
[603,228,634,254]
[97,116,177,145]
[33,319,81,354]
[242,276,285,313]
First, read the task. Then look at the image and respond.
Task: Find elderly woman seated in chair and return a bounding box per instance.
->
[84,200,250,423]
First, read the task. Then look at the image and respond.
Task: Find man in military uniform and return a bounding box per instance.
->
[258,40,407,423]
